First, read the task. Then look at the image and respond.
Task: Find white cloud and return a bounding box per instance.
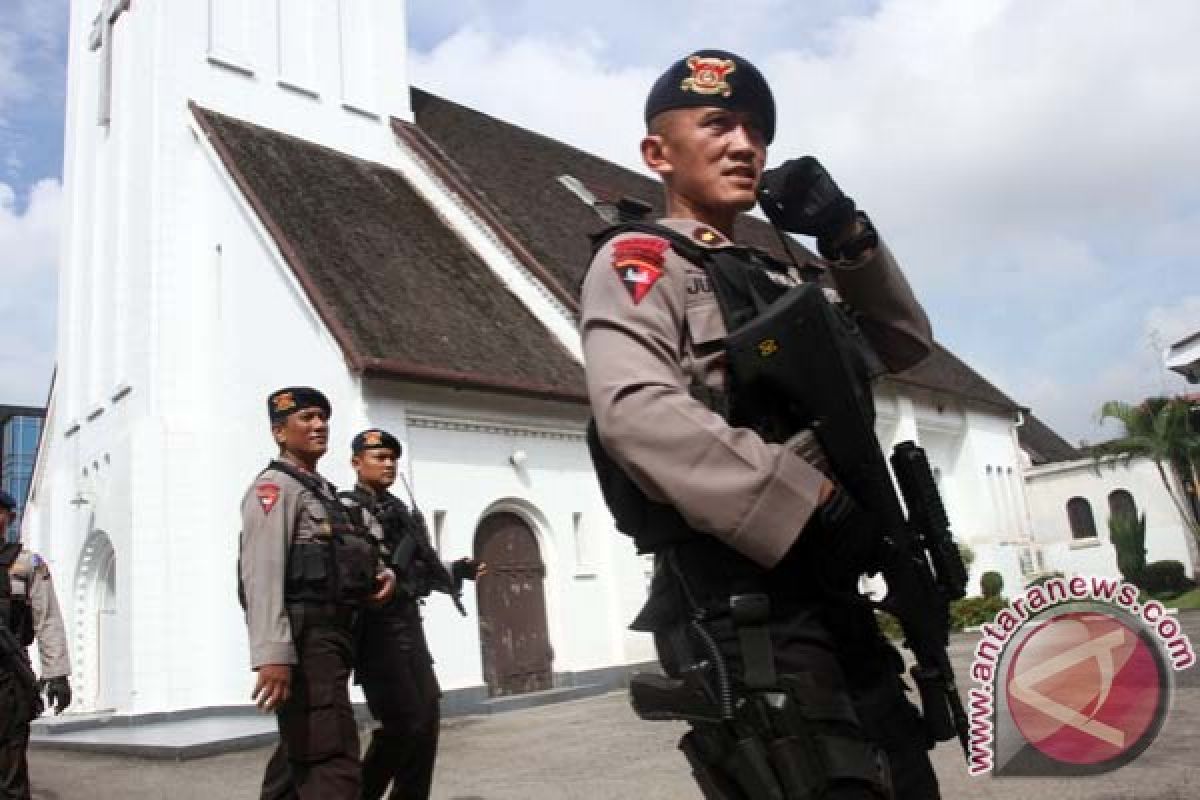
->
[0,178,60,406]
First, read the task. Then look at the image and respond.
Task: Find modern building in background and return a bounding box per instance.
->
[1166,331,1200,384]
[1,404,45,542]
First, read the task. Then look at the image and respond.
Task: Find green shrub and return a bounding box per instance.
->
[1140,561,1196,595]
[1108,512,1147,586]
[950,595,1009,631]
[980,571,1004,598]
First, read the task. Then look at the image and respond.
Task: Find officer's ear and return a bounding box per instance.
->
[641,132,673,179]
[351,453,363,472]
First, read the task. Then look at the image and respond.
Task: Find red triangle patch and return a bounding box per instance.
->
[612,237,669,304]
[256,483,281,515]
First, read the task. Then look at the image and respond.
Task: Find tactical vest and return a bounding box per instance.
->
[1,545,35,646]
[257,461,378,607]
[341,487,454,601]
[585,222,881,559]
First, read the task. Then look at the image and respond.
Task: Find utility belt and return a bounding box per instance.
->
[630,552,893,800]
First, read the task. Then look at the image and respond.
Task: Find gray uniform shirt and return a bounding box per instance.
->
[9,548,71,678]
[239,455,384,669]
[581,218,933,569]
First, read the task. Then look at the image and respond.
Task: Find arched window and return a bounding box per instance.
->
[1067,497,1098,540]
[1108,489,1137,522]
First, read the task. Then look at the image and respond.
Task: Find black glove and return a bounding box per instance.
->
[783,486,882,585]
[42,676,72,714]
[758,156,857,242]
[452,558,482,583]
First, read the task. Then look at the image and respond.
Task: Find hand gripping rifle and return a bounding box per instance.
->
[723,282,971,757]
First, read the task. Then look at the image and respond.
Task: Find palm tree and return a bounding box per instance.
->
[1092,397,1200,574]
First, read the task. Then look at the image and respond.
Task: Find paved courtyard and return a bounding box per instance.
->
[25,687,1198,799]
[28,615,1200,799]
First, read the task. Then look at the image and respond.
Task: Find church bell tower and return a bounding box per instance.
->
[45,0,413,713]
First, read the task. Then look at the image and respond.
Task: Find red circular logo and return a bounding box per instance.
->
[1005,610,1164,766]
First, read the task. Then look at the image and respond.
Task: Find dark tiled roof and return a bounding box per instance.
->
[408,89,807,301]
[411,89,1020,414]
[191,104,586,403]
[1019,413,1082,465]
[887,344,1021,413]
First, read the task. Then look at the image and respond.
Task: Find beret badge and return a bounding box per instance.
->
[272,391,297,414]
[681,55,736,97]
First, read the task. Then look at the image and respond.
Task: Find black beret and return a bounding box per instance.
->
[645,49,776,144]
[0,489,15,511]
[352,429,402,456]
[267,387,331,424]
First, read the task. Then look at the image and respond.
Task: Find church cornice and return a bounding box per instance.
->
[407,412,586,442]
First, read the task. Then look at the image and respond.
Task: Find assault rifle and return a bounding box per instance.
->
[723,282,970,756]
[394,476,467,617]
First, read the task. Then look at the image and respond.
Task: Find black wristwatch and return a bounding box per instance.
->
[818,212,879,261]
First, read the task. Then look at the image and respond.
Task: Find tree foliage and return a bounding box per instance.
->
[1093,396,1200,573]
[1108,511,1147,586]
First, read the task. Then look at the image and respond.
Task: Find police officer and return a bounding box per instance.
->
[582,51,940,798]
[1,488,71,800]
[239,388,396,800]
[339,429,484,800]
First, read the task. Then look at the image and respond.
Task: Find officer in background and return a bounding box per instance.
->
[1,488,71,800]
[239,389,396,800]
[582,51,940,798]
[339,429,484,800]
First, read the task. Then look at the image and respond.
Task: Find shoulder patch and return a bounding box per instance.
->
[256,483,281,515]
[612,237,670,304]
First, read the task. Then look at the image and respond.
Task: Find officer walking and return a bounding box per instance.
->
[339,429,484,800]
[582,51,941,798]
[239,388,395,800]
[0,488,71,800]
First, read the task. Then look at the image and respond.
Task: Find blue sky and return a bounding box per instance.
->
[2,0,1198,444]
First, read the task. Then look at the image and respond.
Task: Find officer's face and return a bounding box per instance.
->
[273,407,329,461]
[645,107,766,216]
[0,508,12,533]
[352,448,397,490]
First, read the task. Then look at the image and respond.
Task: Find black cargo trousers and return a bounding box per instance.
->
[261,605,361,800]
[648,545,941,800]
[356,598,442,800]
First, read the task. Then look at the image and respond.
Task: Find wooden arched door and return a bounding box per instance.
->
[475,512,552,696]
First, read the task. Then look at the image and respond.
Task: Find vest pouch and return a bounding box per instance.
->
[286,542,332,602]
[334,532,376,605]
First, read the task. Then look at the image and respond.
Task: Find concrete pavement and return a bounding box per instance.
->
[27,614,1200,799]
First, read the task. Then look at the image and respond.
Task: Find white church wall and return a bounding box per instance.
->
[1025,457,1196,579]
[872,385,1033,596]
[181,0,410,165]
[139,131,380,712]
